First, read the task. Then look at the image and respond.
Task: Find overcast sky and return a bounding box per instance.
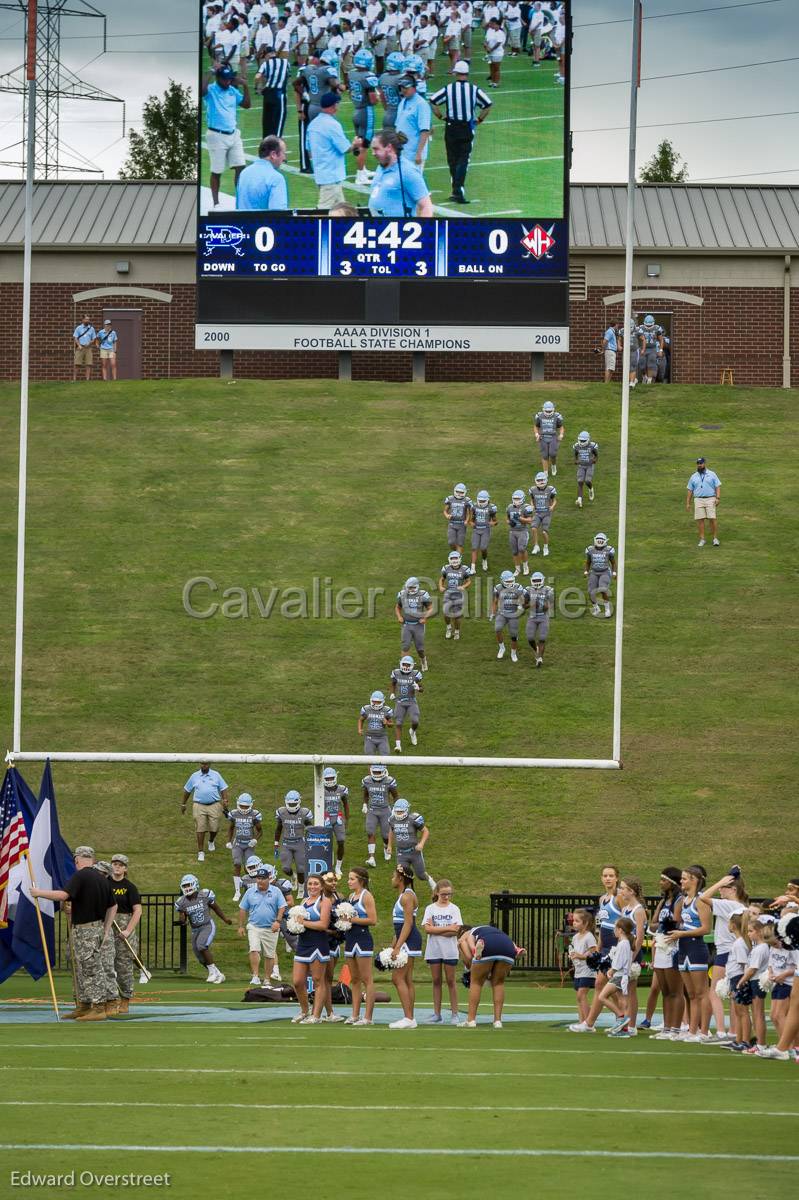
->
[0,0,797,183]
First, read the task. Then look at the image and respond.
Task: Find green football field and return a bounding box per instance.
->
[1,379,797,1196]
[199,36,566,217]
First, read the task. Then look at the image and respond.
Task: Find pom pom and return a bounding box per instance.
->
[629,962,642,980]
[757,970,774,994]
[286,904,306,935]
[461,968,471,989]
[777,912,799,950]
[654,932,673,955]
[715,977,730,999]
[333,900,357,932]
[658,914,677,934]
[585,950,603,971]
[733,980,753,1007]
[377,945,409,970]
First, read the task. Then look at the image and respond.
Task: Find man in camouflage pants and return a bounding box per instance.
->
[109,854,143,1014]
[32,845,118,1021]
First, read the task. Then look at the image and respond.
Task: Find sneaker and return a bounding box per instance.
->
[394,742,402,753]
[250,975,262,986]
[389,1017,417,1029]
[608,1028,632,1037]
[713,538,720,546]
[682,1033,702,1043]
[588,486,595,501]
[344,1016,356,1025]
[421,658,429,672]
[291,1012,307,1023]
[604,604,612,618]
[542,545,549,557]
[383,848,392,861]
[352,1018,373,1026]
[493,1021,503,1029]
[208,841,216,852]
[727,1041,747,1053]
[531,544,541,556]
[610,1016,629,1033]
[453,631,460,641]
[758,1046,790,1060]
[567,1022,595,1033]
[468,565,476,575]
[366,856,376,867]
[426,1013,443,1024]
[270,966,282,982]
[211,972,225,984]
[445,626,453,640]
[699,1033,717,1044]
[513,565,521,577]
[326,1013,346,1023]
[591,604,601,617]
[522,562,529,575]
[575,497,582,508]
[510,649,518,663]
[335,868,342,880]
[551,464,557,476]
[197,851,205,862]
[232,892,242,902]
[652,1029,674,1040]
[303,1015,321,1025]
[462,1020,478,1028]
[409,728,417,745]
[535,657,543,668]
[639,1019,651,1030]
[626,1026,638,1036]
[698,539,705,547]
[482,559,488,572]
[497,644,506,659]
[449,1013,461,1024]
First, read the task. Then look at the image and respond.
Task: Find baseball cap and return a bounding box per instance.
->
[103,318,111,325]
[696,456,705,464]
[216,65,235,81]
[111,853,129,865]
[453,61,469,74]
[398,75,415,87]
[74,845,95,860]
[95,861,112,877]
[320,91,341,107]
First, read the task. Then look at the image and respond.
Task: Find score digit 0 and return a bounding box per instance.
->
[254,226,276,253]
[488,229,509,255]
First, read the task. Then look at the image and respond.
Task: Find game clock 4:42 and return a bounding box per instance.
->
[329,219,436,278]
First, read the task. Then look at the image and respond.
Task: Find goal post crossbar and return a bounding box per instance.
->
[5,751,620,770]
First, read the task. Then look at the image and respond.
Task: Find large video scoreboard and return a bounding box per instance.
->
[196,1,570,353]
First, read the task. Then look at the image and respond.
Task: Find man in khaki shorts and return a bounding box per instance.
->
[201,64,251,209]
[181,761,230,862]
[685,457,721,547]
[73,315,96,381]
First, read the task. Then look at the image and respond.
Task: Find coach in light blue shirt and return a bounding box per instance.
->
[239,870,286,980]
[307,93,360,210]
[237,136,289,211]
[182,762,230,862]
[396,77,432,166]
[368,129,433,217]
[686,457,722,548]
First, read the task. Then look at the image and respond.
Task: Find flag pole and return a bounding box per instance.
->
[113,920,151,982]
[24,854,61,1022]
[612,0,642,765]
[14,0,37,754]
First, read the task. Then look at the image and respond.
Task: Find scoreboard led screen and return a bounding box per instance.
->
[195,1,570,353]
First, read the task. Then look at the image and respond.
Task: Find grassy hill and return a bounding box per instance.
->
[0,379,796,977]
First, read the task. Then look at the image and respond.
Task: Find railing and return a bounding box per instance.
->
[54,893,187,974]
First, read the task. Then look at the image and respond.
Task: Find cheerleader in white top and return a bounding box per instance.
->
[567,908,598,1025]
[602,917,635,1038]
[700,867,748,1039]
[665,866,713,1041]
[344,866,377,1026]
[765,936,797,1040]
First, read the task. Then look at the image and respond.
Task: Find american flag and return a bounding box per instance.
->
[0,770,30,928]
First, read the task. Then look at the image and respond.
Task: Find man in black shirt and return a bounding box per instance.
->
[109,854,143,1013]
[32,845,117,1021]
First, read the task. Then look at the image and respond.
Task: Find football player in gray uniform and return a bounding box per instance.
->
[573,431,599,508]
[584,532,616,618]
[524,571,554,667]
[491,568,526,662]
[395,576,433,670]
[637,314,664,384]
[362,762,399,866]
[468,489,498,575]
[274,790,314,894]
[443,482,473,551]
[322,766,350,879]
[388,798,436,890]
[438,549,472,643]
[174,874,232,984]
[389,655,423,753]
[534,400,564,476]
[359,690,394,756]
[506,489,533,578]
[226,792,263,902]
[528,471,557,558]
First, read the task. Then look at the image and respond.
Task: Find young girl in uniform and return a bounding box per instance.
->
[725,910,750,1051]
[389,864,421,1029]
[666,866,713,1042]
[291,873,334,1024]
[571,865,622,1033]
[421,879,463,1025]
[649,867,685,1040]
[617,876,647,1035]
[602,917,635,1037]
[700,868,748,1040]
[737,915,773,1054]
[344,866,377,1026]
[766,931,798,1040]
[567,908,597,1025]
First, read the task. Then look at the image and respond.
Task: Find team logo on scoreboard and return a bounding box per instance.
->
[203,225,247,257]
[520,223,556,260]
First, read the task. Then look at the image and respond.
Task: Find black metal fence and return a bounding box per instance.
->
[54,893,187,975]
[490,891,661,973]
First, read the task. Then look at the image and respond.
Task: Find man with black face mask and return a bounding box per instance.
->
[686,457,721,548]
[181,761,230,862]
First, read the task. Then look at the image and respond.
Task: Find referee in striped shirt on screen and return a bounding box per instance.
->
[429,61,491,204]
[256,50,290,139]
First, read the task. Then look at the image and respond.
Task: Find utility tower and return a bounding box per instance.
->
[0,0,123,177]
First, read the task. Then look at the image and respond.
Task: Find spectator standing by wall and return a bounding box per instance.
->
[73,314,96,381]
[98,319,118,381]
[602,320,620,383]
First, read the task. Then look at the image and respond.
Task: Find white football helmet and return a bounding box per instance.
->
[578,431,590,445]
[405,576,420,595]
[453,483,467,499]
[284,789,302,813]
[400,655,414,674]
[594,532,608,548]
[180,874,199,897]
[322,767,337,786]
[512,489,525,506]
[392,798,410,819]
[245,855,262,878]
[534,471,547,487]
[531,572,545,589]
[542,401,555,415]
[236,792,253,811]
[476,490,490,506]
[370,690,385,709]
[500,569,515,585]
[448,550,462,566]
[370,763,387,781]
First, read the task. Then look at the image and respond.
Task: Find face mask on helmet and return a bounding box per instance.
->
[476,491,489,506]
[500,570,515,585]
[543,402,555,415]
[594,533,608,548]
[512,491,524,506]
[236,793,253,811]
[370,764,387,781]
[448,552,462,566]
[180,875,199,897]
[534,472,547,487]
[284,790,302,813]
[246,857,262,877]
[323,769,337,787]
[643,315,655,327]
[392,800,410,819]
[578,431,590,444]
[400,656,414,673]
[453,483,467,499]
[405,577,420,595]
[531,572,545,589]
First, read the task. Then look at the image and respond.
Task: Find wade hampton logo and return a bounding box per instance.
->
[203,224,246,256]
[520,223,556,260]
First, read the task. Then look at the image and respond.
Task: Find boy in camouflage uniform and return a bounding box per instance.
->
[109,853,142,1014]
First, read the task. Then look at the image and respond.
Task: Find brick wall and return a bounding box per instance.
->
[2,279,797,386]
